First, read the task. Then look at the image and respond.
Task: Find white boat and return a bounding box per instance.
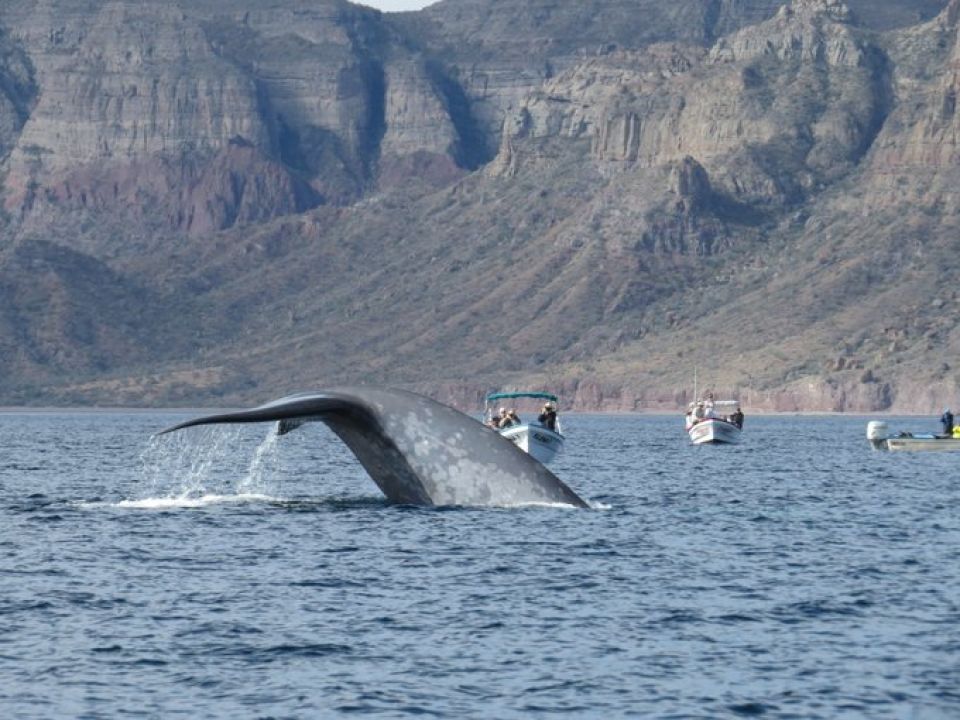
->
[685,399,743,445]
[867,420,960,451]
[484,391,565,464]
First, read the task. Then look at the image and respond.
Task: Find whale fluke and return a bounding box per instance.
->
[159,387,589,508]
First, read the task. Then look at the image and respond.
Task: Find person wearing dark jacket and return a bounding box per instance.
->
[538,402,558,431]
[941,408,954,435]
[732,407,744,429]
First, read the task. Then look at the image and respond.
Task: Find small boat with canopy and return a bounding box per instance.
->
[683,369,743,445]
[484,391,565,464]
[684,398,743,445]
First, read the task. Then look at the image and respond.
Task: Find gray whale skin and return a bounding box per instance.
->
[160,387,588,508]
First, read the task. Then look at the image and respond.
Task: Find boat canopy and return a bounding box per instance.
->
[688,399,740,408]
[486,391,559,403]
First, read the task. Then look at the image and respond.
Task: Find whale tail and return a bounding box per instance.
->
[158,387,589,509]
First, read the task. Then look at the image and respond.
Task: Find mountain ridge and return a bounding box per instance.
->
[1,0,959,412]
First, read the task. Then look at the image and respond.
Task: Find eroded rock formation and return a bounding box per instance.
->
[0,0,959,412]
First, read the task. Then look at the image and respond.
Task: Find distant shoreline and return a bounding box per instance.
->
[0,406,938,418]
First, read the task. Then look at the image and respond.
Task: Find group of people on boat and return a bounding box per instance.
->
[486,401,559,431]
[686,395,744,429]
[488,407,522,429]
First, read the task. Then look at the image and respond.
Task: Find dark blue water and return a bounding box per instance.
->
[1,412,958,718]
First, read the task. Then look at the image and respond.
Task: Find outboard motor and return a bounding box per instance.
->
[866,420,890,450]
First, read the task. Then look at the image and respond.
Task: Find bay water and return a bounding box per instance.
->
[1,412,957,718]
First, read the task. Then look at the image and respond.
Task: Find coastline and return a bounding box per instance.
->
[0,405,939,418]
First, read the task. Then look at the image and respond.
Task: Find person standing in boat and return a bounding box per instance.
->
[940,408,954,436]
[732,407,744,429]
[691,401,705,423]
[538,401,558,431]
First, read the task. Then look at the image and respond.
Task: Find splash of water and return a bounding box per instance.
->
[114,493,276,510]
[239,426,284,495]
[125,424,286,508]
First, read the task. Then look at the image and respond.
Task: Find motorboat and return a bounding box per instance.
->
[685,399,743,445]
[484,391,564,464]
[866,420,960,451]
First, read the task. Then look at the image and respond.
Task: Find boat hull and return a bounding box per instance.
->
[882,437,960,452]
[687,419,741,445]
[499,424,564,464]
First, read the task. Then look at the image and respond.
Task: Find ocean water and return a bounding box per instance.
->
[1,411,957,719]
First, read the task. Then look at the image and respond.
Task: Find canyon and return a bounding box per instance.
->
[1,0,959,412]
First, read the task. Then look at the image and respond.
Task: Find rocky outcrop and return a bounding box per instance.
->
[17,142,320,245]
[405,0,775,150]
[1,2,293,237]
[485,0,887,268]
[413,372,944,414]
[860,0,960,210]
[0,5,333,245]
[0,0,481,244]
[710,0,861,66]
[377,56,465,187]
[381,58,458,158]
[0,0,911,246]
[7,3,267,175]
[199,1,388,198]
[4,0,960,410]
[404,0,942,153]
[0,26,34,163]
[0,238,177,386]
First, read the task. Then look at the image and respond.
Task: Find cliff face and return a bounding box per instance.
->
[397,0,944,150]
[398,0,777,152]
[0,0,468,247]
[2,0,960,413]
[0,27,34,163]
[490,0,887,257]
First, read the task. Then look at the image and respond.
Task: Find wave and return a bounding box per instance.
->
[116,493,279,509]
[76,493,281,510]
[112,495,600,512]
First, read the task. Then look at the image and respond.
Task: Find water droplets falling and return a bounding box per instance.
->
[239,426,284,495]
[129,424,286,507]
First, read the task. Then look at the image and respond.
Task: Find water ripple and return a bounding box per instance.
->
[0,412,957,718]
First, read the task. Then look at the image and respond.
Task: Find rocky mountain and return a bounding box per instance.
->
[1,0,959,412]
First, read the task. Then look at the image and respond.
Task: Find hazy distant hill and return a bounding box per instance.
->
[1,0,959,412]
